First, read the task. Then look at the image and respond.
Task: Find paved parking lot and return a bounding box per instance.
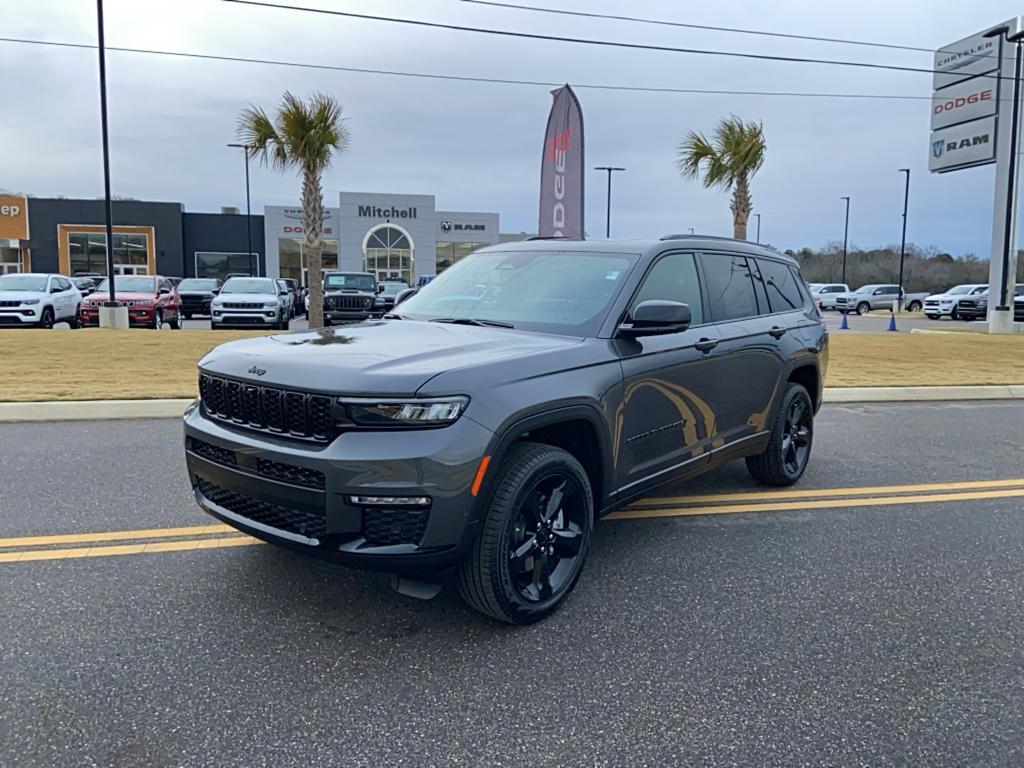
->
[2,401,1023,765]
[819,311,983,333]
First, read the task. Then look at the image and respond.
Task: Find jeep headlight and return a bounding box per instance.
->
[21,299,40,305]
[264,301,278,308]
[343,396,468,427]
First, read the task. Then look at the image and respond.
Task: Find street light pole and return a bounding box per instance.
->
[95,0,116,304]
[594,166,625,238]
[227,143,255,276]
[754,213,761,243]
[897,169,910,311]
[840,196,850,285]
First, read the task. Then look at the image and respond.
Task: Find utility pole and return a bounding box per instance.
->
[840,196,850,285]
[594,166,625,238]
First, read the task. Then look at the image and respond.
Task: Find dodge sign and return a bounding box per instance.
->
[930,79,997,130]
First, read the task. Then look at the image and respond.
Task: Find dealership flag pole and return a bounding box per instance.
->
[95,0,117,315]
[228,143,255,275]
[840,196,850,285]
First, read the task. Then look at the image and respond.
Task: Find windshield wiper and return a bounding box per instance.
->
[429,317,514,328]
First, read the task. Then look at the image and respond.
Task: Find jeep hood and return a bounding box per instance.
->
[214,292,278,303]
[0,290,45,303]
[198,319,583,396]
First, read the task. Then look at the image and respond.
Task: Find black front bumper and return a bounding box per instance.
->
[183,402,491,574]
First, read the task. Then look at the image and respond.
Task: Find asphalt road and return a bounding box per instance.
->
[2,402,1024,766]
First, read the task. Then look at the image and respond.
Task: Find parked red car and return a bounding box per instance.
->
[79,275,183,329]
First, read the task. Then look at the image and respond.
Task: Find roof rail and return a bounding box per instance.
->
[659,233,741,242]
[525,235,581,241]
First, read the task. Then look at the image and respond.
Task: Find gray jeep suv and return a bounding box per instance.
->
[183,237,828,623]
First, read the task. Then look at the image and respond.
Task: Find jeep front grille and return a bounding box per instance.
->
[326,295,373,310]
[197,478,326,539]
[198,372,336,442]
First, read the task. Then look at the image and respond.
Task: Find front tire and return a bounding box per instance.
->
[856,302,870,315]
[151,308,163,329]
[457,442,593,624]
[37,307,55,329]
[746,383,814,487]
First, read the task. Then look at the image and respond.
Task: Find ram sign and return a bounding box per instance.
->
[928,116,996,173]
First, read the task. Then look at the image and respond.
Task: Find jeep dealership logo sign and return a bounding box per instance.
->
[0,194,29,240]
[928,115,996,172]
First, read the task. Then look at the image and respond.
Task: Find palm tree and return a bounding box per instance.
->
[238,92,350,328]
[677,116,765,241]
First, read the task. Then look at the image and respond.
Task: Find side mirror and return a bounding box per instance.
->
[158,287,170,295]
[395,287,418,306]
[211,288,220,295]
[618,300,692,337]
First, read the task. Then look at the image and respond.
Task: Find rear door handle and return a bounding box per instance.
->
[695,338,719,353]
[769,326,786,339]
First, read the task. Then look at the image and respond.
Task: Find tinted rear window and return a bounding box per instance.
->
[700,253,758,322]
[757,258,804,313]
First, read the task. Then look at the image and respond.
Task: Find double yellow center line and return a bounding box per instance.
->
[606,477,1024,520]
[2,477,1022,564]
[0,524,262,563]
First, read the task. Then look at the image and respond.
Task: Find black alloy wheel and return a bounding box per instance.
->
[38,307,55,329]
[507,473,587,604]
[458,442,593,624]
[746,382,814,486]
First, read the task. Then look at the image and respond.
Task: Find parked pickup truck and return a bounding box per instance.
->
[956,284,1024,321]
[922,284,988,319]
[834,284,927,315]
[809,283,849,311]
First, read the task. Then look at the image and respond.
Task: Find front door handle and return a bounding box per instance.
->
[769,326,786,339]
[695,338,719,353]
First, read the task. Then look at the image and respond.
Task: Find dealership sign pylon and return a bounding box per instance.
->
[931,18,1022,333]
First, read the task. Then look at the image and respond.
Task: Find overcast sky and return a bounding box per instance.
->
[1,0,1020,256]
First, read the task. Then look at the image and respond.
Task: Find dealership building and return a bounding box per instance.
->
[265,192,500,285]
[2,191,510,285]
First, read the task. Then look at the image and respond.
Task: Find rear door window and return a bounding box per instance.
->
[700,253,758,322]
[757,258,805,313]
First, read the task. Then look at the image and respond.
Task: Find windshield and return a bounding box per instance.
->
[95,276,156,293]
[0,275,48,292]
[380,282,408,296]
[324,273,376,291]
[945,285,974,295]
[854,285,880,294]
[179,279,219,291]
[397,249,638,336]
[221,278,276,294]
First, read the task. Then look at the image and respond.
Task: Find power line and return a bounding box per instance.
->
[460,0,936,55]
[221,0,980,79]
[0,37,938,101]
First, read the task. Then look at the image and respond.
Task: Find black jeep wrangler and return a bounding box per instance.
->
[184,237,828,623]
[320,271,377,325]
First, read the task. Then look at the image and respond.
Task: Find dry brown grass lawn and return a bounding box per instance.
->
[2,328,1024,401]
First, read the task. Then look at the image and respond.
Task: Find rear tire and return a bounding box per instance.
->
[457,442,593,624]
[907,300,922,312]
[169,314,182,330]
[746,383,814,487]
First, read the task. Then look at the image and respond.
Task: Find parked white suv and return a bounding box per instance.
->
[0,273,82,328]
[210,277,290,330]
[923,284,988,319]
[810,283,849,311]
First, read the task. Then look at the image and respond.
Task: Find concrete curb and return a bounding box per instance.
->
[1,386,1023,423]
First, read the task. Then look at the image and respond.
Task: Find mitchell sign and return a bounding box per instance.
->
[358,205,417,219]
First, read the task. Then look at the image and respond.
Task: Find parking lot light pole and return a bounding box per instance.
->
[840,196,850,285]
[227,143,255,276]
[754,213,761,243]
[95,0,118,318]
[897,169,910,312]
[594,166,625,238]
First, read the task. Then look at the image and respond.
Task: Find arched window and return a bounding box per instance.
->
[363,225,414,284]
